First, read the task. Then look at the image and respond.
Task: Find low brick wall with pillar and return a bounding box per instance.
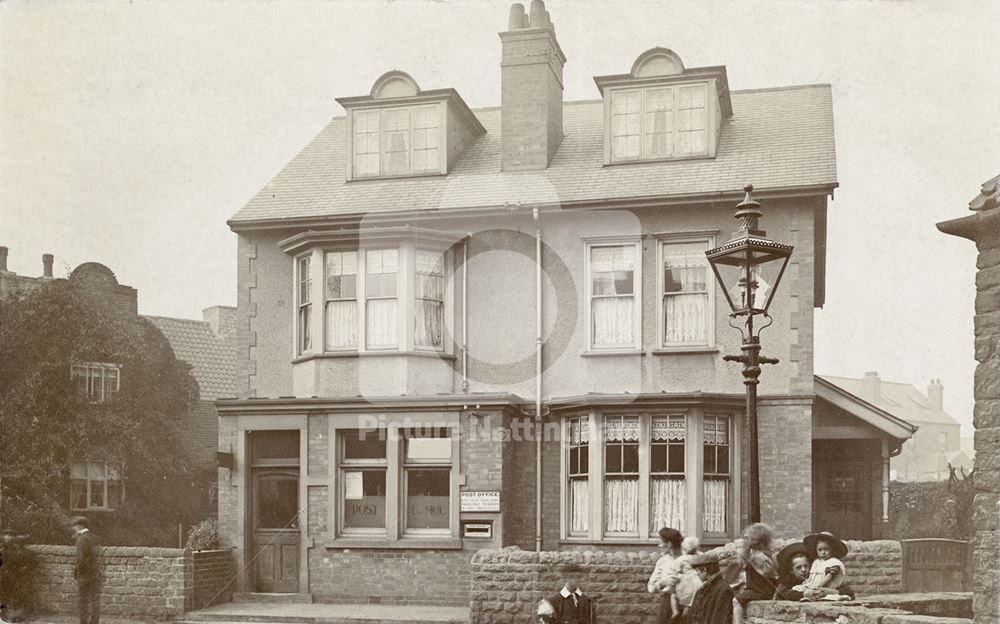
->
[938,174,1000,624]
[28,545,190,619]
[470,541,903,624]
[191,549,237,610]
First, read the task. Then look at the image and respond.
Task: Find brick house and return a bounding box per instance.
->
[820,372,967,481]
[215,0,901,602]
[0,248,214,543]
[147,306,239,515]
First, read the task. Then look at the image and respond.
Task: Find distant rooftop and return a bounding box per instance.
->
[146,307,237,400]
[819,373,960,427]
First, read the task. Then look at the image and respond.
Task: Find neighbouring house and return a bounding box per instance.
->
[212,0,898,602]
[820,372,967,481]
[147,306,239,516]
[0,247,215,544]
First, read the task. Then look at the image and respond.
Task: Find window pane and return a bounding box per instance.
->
[570,478,589,534]
[622,444,639,473]
[406,468,450,529]
[353,110,380,177]
[107,478,123,509]
[252,430,300,461]
[415,300,444,348]
[650,477,685,535]
[343,429,386,460]
[325,301,358,349]
[644,88,673,158]
[406,428,452,461]
[366,299,397,348]
[71,479,88,510]
[704,478,728,533]
[605,444,622,472]
[668,445,685,473]
[383,109,410,175]
[415,250,445,349]
[664,294,707,344]
[256,477,299,529]
[604,477,638,533]
[344,470,386,529]
[611,91,641,160]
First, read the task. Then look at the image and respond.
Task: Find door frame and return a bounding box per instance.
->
[250,467,301,592]
[811,439,875,540]
[236,419,309,596]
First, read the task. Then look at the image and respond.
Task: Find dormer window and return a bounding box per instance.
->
[595,48,732,165]
[610,84,708,162]
[337,71,485,181]
[352,105,441,178]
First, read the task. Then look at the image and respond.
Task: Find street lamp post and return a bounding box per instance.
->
[706,185,794,524]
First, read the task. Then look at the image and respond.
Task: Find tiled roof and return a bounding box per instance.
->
[146,315,238,400]
[818,375,960,427]
[229,85,837,226]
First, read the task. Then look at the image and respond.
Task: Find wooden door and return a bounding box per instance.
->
[812,440,873,540]
[252,470,299,593]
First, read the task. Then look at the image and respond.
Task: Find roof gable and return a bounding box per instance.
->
[818,374,960,427]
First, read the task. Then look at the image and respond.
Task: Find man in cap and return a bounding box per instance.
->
[70,517,101,624]
[685,550,738,624]
[537,562,595,624]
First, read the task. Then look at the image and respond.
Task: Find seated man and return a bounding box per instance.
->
[537,563,595,624]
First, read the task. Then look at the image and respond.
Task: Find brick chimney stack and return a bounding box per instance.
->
[928,378,944,410]
[500,0,565,171]
[861,371,881,404]
[42,253,53,278]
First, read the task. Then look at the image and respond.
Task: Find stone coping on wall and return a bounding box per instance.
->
[29,544,188,557]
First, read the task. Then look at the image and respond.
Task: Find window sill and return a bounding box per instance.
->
[292,351,457,364]
[560,538,659,546]
[325,537,462,550]
[580,349,646,358]
[652,347,719,355]
[347,171,448,183]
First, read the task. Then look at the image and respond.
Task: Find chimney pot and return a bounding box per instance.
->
[529,0,546,27]
[508,3,528,29]
[928,378,944,410]
[42,253,53,278]
[0,246,8,272]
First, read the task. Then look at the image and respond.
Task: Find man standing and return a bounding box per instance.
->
[70,517,101,624]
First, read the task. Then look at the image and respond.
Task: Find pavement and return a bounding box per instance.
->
[24,602,470,624]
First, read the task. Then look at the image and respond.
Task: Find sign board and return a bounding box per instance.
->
[461,491,500,512]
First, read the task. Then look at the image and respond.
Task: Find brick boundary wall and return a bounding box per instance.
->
[470,541,903,624]
[191,549,237,610]
[28,545,190,619]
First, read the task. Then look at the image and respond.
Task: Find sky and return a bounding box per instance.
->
[1,0,996,435]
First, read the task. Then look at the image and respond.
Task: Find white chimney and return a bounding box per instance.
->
[861,371,881,404]
[927,378,944,410]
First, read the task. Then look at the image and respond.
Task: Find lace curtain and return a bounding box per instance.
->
[570,479,589,534]
[326,301,357,348]
[415,300,443,348]
[650,478,685,534]
[366,299,397,347]
[663,241,708,344]
[664,294,707,343]
[593,298,633,346]
[604,478,638,533]
[704,479,728,533]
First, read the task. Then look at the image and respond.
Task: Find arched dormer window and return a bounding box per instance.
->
[336,72,485,181]
[594,48,732,165]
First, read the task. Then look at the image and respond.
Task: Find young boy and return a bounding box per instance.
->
[685,551,739,624]
[537,563,595,624]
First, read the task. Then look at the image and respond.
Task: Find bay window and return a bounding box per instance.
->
[587,240,641,350]
[563,408,737,540]
[659,236,715,349]
[290,237,452,358]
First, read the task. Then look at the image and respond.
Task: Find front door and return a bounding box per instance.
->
[252,470,299,593]
[812,440,873,540]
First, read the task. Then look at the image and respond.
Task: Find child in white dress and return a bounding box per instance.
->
[798,531,848,591]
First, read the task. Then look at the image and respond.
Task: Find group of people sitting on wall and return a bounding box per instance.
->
[537,523,854,624]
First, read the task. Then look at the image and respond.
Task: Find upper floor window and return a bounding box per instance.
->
[352,105,441,178]
[587,240,641,351]
[297,256,312,355]
[610,83,708,163]
[71,363,120,403]
[659,236,714,349]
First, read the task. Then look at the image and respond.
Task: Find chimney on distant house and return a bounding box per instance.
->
[0,247,8,273]
[500,0,566,171]
[861,371,881,404]
[928,378,944,410]
[203,306,238,344]
[42,254,53,278]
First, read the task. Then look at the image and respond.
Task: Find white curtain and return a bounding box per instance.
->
[704,479,728,533]
[604,478,638,533]
[650,478,685,534]
[664,293,707,343]
[415,300,443,348]
[593,297,633,346]
[326,301,357,348]
[570,479,589,534]
[366,299,397,347]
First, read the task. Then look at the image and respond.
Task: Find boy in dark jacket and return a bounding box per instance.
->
[537,563,595,624]
[686,551,740,624]
[71,517,101,624]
